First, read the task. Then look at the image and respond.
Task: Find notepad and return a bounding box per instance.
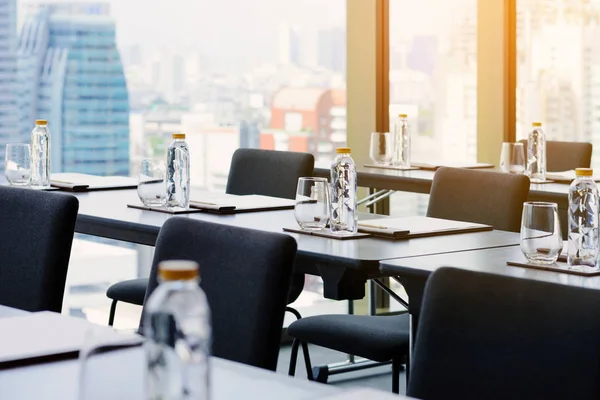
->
[357,216,492,239]
[51,173,137,191]
[0,312,142,368]
[190,194,295,213]
[411,161,495,171]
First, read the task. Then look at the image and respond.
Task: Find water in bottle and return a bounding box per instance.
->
[330,147,357,234]
[568,168,600,270]
[392,113,410,167]
[166,133,190,208]
[144,260,211,400]
[526,122,546,183]
[30,119,51,188]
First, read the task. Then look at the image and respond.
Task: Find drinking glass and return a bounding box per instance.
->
[369,132,393,166]
[78,326,144,399]
[499,142,526,174]
[4,143,31,186]
[138,160,166,207]
[520,202,563,264]
[294,177,330,231]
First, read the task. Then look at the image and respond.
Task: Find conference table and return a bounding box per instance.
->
[70,188,522,302]
[0,306,409,399]
[314,165,571,230]
[379,245,600,344]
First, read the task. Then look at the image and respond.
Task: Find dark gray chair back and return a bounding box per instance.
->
[408,267,600,400]
[427,167,530,232]
[0,186,78,312]
[142,217,297,371]
[226,148,315,199]
[520,139,592,171]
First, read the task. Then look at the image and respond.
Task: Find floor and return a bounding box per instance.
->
[276,342,407,395]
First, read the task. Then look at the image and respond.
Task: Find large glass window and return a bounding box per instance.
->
[8,0,347,327]
[516,0,600,168]
[388,0,477,217]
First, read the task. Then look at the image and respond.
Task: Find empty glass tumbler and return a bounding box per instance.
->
[369,132,393,166]
[294,177,330,230]
[4,143,31,186]
[499,142,526,174]
[520,202,563,264]
[138,160,167,207]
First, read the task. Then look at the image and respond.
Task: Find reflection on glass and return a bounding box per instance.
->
[520,201,563,265]
[4,143,31,186]
[294,177,330,230]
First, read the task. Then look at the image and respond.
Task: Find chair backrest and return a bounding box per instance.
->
[142,217,297,371]
[226,148,315,199]
[0,186,78,312]
[408,267,600,400]
[426,167,530,232]
[520,139,592,171]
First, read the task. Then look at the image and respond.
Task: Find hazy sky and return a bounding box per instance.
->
[105,0,344,51]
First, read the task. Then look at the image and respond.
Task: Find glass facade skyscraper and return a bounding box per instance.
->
[18,3,129,175]
[0,0,19,163]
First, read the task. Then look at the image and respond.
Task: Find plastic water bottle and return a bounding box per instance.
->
[144,260,211,400]
[568,168,600,270]
[166,133,190,208]
[526,122,546,183]
[392,113,410,167]
[30,119,51,188]
[330,147,357,234]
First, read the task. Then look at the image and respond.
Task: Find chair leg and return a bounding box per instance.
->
[108,299,118,327]
[300,341,314,381]
[392,358,401,394]
[288,338,300,376]
[285,306,302,320]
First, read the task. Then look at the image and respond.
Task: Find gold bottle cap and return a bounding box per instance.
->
[336,147,351,154]
[532,122,542,127]
[399,113,408,118]
[158,260,199,281]
[172,133,186,139]
[35,119,48,125]
[575,168,593,177]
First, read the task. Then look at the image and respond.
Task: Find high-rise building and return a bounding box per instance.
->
[18,3,130,175]
[0,0,19,163]
[278,23,301,66]
[317,27,345,74]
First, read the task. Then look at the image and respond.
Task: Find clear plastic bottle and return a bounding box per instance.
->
[568,168,600,270]
[526,121,546,183]
[166,133,190,208]
[144,260,211,400]
[330,147,358,234]
[30,119,51,188]
[392,113,410,167]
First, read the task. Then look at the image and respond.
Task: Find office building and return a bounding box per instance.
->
[317,27,345,74]
[17,3,130,175]
[0,0,19,163]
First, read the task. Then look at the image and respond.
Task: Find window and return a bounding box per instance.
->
[516,0,600,168]
[6,0,347,327]
[388,0,477,217]
[389,0,477,165]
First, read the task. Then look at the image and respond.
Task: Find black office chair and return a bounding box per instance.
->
[106,148,314,325]
[287,167,530,392]
[140,217,297,371]
[0,186,78,312]
[408,267,600,400]
[427,167,530,232]
[520,139,592,171]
